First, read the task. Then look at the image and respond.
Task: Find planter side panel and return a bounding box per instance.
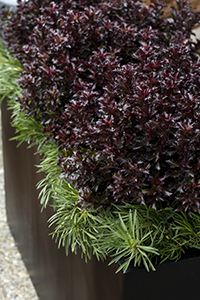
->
[1,100,123,300]
[124,256,200,300]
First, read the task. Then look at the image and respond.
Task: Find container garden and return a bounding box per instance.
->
[1,0,200,299]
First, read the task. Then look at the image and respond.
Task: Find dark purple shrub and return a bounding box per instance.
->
[2,0,200,212]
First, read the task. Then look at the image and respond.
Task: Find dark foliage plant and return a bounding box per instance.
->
[1,0,200,272]
[2,0,200,212]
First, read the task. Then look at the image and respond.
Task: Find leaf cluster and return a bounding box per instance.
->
[2,0,200,212]
[0,39,22,101]
[47,190,200,273]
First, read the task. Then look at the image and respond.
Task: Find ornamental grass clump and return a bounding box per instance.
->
[1,0,200,272]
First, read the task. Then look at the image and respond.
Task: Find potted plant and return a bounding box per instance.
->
[1,0,200,299]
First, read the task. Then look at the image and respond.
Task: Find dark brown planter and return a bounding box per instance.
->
[2,99,200,300]
[124,256,200,300]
